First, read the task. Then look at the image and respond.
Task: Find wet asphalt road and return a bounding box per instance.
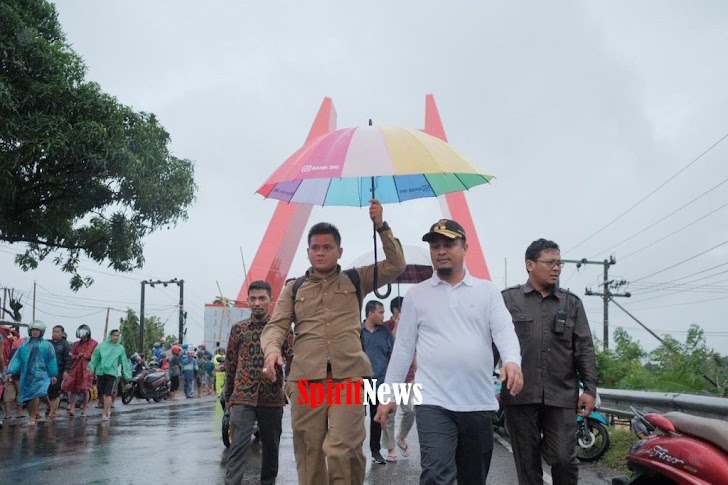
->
[0,396,615,484]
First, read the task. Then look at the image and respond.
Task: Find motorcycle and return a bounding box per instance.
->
[121,367,170,404]
[219,394,259,448]
[493,373,610,462]
[612,407,728,485]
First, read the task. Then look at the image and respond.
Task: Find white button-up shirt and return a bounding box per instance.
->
[384,270,521,412]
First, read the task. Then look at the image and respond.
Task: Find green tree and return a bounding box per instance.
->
[0,0,196,290]
[118,308,168,357]
[595,328,655,390]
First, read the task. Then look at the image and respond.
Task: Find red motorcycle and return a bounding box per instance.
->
[613,407,728,485]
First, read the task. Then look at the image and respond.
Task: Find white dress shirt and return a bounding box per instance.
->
[384,270,521,412]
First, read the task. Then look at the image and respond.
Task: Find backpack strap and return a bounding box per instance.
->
[343,268,362,312]
[290,269,362,312]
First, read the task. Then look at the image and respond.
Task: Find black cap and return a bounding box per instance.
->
[422,219,466,242]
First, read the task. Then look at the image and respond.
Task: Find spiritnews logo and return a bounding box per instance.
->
[297,379,423,408]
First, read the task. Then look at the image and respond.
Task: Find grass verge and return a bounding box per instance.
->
[600,425,634,474]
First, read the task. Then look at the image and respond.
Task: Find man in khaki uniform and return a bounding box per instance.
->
[262,199,405,485]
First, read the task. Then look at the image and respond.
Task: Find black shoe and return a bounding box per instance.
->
[372,452,387,465]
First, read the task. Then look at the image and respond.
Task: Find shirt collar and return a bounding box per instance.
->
[429,269,474,287]
[523,280,561,299]
[305,264,341,282]
[244,314,272,326]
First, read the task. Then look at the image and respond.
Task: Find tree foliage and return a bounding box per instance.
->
[0,0,196,290]
[596,324,728,396]
[118,308,174,357]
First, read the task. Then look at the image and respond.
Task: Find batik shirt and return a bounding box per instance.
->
[225,315,293,407]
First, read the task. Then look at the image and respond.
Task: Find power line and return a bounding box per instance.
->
[631,239,728,283]
[590,178,728,258]
[621,202,728,260]
[626,294,728,312]
[567,129,728,253]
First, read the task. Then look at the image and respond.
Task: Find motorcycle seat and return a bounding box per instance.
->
[144,372,166,384]
[664,412,728,453]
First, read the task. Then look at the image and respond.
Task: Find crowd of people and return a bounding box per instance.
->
[0,321,226,426]
[222,199,596,485]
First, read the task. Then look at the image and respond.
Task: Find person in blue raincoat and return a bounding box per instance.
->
[2,321,58,426]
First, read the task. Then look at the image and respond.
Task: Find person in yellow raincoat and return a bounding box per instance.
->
[214,347,226,396]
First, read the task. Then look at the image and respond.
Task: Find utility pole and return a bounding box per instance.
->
[140,278,184,353]
[103,307,110,340]
[139,281,146,354]
[178,279,185,345]
[32,281,36,321]
[563,256,630,350]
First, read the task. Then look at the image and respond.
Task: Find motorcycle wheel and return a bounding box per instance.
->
[576,419,610,462]
[222,414,231,448]
[153,395,162,403]
[121,389,134,405]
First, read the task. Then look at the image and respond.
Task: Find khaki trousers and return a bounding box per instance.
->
[287,377,366,485]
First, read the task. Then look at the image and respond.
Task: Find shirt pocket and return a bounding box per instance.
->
[293,291,316,321]
[512,313,534,341]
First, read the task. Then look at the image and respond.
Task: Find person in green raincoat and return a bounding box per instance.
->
[87,329,131,421]
[2,320,58,426]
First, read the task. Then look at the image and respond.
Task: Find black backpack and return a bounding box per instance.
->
[290,268,365,350]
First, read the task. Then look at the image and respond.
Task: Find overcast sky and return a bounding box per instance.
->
[3,1,728,355]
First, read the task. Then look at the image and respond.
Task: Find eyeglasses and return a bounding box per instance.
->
[536,259,565,269]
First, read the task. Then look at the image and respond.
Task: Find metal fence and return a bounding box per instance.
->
[599,388,728,421]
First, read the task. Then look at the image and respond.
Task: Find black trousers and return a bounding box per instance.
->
[368,398,382,455]
[504,404,579,485]
[415,405,495,485]
[225,405,283,485]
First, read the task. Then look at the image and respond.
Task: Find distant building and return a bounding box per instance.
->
[203,304,251,350]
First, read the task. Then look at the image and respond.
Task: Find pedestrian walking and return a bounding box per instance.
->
[168,345,182,401]
[376,219,523,485]
[61,324,98,416]
[262,199,406,485]
[362,300,396,464]
[385,297,417,458]
[46,325,72,420]
[87,329,131,421]
[2,321,58,427]
[224,280,292,485]
[182,350,198,398]
[501,238,598,485]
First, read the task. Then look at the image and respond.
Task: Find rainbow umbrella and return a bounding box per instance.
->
[257,124,493,206]
[257,123,493,296]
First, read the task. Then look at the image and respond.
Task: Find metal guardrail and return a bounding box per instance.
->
[599,388,728,421]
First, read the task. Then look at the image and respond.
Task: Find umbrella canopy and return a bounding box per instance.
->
[257,125,493,206]
[349,245,433,284]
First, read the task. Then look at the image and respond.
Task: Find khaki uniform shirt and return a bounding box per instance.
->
[262,227,405,381]
[501,281,597,408]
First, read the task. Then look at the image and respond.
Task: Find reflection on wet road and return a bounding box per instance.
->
[0,396,612,484]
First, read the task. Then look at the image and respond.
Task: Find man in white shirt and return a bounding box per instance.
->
[375,219,523,485]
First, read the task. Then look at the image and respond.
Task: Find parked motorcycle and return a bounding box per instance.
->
[121,369,170,404]
[613,407,728,485]
[493,373,610,462]
[219,393,259,448]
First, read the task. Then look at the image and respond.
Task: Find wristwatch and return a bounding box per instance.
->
[375,221,390,233]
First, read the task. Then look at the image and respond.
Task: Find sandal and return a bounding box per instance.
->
[396,437,410,457]
[385,454,398,463]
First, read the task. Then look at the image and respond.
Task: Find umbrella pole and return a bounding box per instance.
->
[371,175,391,299]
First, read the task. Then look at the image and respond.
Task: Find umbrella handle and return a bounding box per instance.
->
[371,175,392,299]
